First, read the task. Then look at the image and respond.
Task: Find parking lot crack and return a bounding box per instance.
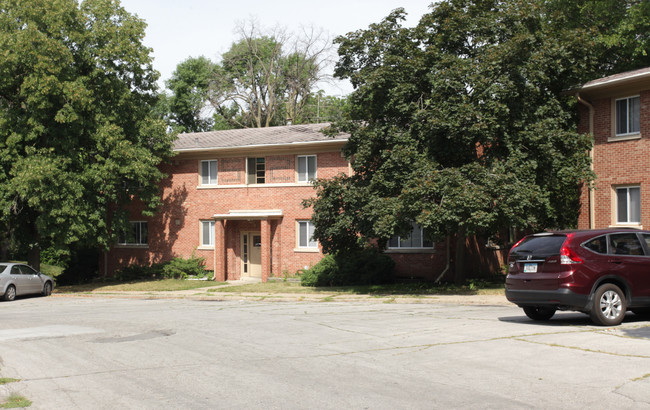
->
[513,337,650,359]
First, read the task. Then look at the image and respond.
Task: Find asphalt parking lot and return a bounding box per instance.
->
[1,296,650,409]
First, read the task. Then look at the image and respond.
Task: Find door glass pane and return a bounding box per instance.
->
[609,233,644,255]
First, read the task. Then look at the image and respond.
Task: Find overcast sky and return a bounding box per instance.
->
[118,0,434,96]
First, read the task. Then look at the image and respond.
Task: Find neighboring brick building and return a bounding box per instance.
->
[105,123,449,281]
[573,67,650,230]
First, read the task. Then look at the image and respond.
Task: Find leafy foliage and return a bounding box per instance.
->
[0,0,175,269]
[300,247,395,287]
[306,0,648,283]
[163,56,217,132]
[113,255,207,281]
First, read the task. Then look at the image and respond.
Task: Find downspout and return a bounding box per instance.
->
[575,92,595,230]
[434,236,451,283]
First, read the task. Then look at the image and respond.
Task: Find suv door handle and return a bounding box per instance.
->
[608,259,623,264]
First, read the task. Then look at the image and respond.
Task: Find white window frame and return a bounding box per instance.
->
[615,96,640,137]
[117,221,148,245]
[297,155,317,183]
[388,222,434,249]
[200,220,215,247]
[616,186,641,225]
[201,160,218,185]
[297,220,318,249]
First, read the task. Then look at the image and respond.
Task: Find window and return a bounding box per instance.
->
[298,221,317,248]
[201,160,218,185]
[247,157,265,184]
[118,221,148,245]
[201,220,215,247]
[609,233,644,256]
[615,96,640,136]
[388,223,433,249]
[583,235,607,254]
[297,155,317,182]
[616,186,640,224]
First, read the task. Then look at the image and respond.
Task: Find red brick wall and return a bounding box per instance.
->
[105,150,350,278]
[579,89,650,229]
[105,147,510,281]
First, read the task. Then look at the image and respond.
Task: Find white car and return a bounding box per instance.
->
[0,263,54,301]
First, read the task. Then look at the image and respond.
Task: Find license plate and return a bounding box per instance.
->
[523,263,538,273]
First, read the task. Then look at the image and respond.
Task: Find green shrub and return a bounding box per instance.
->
[301,247,394,287]
[115,263,164,281]
[114,255,206,281]
[161,255,206,279]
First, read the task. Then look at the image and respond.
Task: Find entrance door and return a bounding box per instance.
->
[241,232,262,278]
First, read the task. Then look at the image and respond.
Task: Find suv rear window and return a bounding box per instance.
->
[511,235,566,258]
[584,236,607,254]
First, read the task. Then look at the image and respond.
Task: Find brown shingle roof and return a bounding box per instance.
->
[576,66,650,91]
[174,123,348,152]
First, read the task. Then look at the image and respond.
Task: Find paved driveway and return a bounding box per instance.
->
[1,296,650,409]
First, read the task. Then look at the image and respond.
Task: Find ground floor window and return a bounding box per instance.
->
[388,222,433,249]
[201,220,215,247]
[118,221,148,245]
[298,221,318,248]
[616,186,641,224]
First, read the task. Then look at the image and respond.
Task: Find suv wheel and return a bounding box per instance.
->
[590,284,626,326]
[523,306,556,321]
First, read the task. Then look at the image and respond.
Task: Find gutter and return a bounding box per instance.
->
[575,92,595,230]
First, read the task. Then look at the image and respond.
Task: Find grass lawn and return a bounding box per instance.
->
[55,279,222,293]
[54,278,505,296]
[208,280,505,296]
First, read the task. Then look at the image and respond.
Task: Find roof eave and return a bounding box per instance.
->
[173,138,349,153]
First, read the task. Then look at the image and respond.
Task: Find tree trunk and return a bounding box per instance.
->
[0,231,9,262]
[27,220,41,271]
[454,227,466,286]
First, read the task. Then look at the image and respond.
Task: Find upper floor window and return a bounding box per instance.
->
[297,155,317,182]
[247,157,265,184]
[388,222,433,249]
[118,221,148,245]
[615,96,640,136]
[298,220,318,248]
[616,186,640,224]
[201,160,218,185]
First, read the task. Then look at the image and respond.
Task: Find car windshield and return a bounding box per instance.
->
[511,235,566,258]
[0,264,7,273]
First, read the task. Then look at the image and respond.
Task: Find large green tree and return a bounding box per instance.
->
[0,0,174,270]
[306,0,648,284]
[163,56,217,133]
[207,23,332,128]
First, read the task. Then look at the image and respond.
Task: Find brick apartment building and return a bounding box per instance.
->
[574,67,650,230]
[105,123,448,281]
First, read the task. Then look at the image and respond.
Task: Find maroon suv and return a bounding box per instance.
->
[505,228,650,325]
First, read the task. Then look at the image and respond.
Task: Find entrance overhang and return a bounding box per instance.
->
[212,209,283,220]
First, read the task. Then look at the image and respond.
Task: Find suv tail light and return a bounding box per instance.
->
[560,245,583,265]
